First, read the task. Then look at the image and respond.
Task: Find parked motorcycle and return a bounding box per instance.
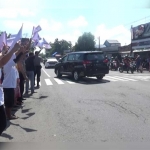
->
[142,62,149,71]
[119,62,134,73]
[109,60,118,71]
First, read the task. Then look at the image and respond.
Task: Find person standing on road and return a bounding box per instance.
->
[17,54,28,101]
[25,52,35,95]
[3,44,28,120]
[34,51,43,88]
[135,55,142,72]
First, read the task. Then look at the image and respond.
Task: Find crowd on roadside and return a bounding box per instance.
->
[107,53,150,72]
[0,40,43,136]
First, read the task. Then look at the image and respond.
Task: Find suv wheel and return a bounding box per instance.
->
[96,75,103,80]
[73,71,80,81]
[56,69,62,78]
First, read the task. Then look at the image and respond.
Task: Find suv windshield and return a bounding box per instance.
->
[85,53,104,61]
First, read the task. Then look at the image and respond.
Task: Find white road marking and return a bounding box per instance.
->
[128,76,150,81]
[65,80,76,84]
[106,76,128,81]
[45,79,53,85]
[42,68,50,77]
[53,78,64,84]
[103,76,117,81]
[114,76,137,81]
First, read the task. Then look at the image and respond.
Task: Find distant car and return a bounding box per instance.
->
[45,58,58,68]
[54,51,109,81]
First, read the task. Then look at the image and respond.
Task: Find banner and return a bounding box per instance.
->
[131,22,150,49]
[132,22,150,41]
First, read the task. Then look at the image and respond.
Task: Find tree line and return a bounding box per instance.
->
[45,32,96,58]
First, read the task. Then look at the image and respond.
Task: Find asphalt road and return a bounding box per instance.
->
[0,66,150,143]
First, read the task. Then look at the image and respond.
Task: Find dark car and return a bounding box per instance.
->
[54,51,109,81]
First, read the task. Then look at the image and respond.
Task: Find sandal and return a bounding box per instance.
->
[7,115,19,120]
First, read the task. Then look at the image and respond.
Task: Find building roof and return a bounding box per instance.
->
[95,44,106,48]
[105,40,120,44]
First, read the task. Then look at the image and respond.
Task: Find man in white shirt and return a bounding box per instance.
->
[0,42,20,135]
[3,46,27,120]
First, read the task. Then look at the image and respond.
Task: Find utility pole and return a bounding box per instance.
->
[98,36,100,51]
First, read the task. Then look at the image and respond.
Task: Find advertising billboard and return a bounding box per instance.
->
[131,22,150,49]
[132,22,150,40]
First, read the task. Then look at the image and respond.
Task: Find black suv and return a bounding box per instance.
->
[54,51,109,81]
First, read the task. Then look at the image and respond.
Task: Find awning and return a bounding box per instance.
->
[119,51,130,53]
[133,49,150,52]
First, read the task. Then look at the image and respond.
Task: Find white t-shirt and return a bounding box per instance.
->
[0,68,4,106]
[14,67,19,79]
[3,53,17,88]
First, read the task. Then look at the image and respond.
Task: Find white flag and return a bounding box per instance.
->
[37,41,43,48]
[0,32,7,51]
[32,33,41,42]
[42,38,51,49]
[43,44,51,49]
[9,24,23,51]
[7,37,15,47]
[10,34,17,38]
[33,25,42,34]
[43,38,48,44]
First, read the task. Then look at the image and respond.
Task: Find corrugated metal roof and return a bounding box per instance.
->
[106,40,120,44]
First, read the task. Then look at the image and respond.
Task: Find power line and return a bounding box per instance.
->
[124,15,150,27]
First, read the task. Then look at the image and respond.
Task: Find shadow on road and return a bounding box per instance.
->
[0,133,13,140]
[10,122,37,132]
[38,96,48,99]
[0,120,13,140]
[21,108,32,113]
[56,76,110,85]
[21,112,35,120]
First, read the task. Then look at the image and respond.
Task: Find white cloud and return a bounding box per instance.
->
[68,16,88,28]
[0,8,36,18]
[95,24,131,46]
[42,29,82,45]
[0,9,18,18]
[39,19,62,32]
[3,20,35,35]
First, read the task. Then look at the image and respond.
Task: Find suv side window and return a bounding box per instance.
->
[62,55,68,62]
[75,54,83,61]
[68,54,76,61]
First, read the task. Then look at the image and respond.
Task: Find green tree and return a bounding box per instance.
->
[47,39,72,57]
[75,32,95,51]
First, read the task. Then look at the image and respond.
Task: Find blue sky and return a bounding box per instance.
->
[0,0,150,46]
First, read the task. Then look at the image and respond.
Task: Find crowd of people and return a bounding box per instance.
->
[107,54,150,72]
[0,40,43,136]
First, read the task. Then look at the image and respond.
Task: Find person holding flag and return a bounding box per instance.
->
[0,42,21,135]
